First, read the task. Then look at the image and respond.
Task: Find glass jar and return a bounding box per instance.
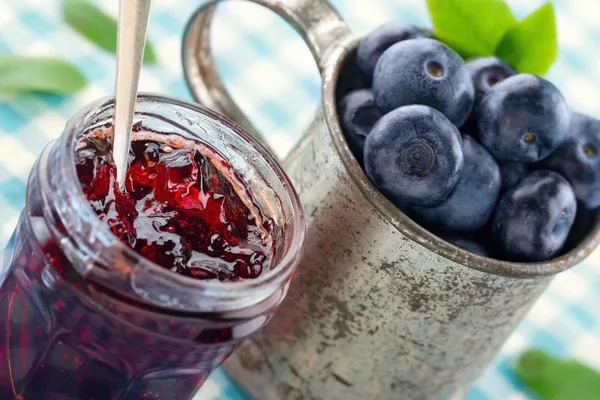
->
[0,95,305,399]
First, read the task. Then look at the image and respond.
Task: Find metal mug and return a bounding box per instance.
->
[181,1,600,399]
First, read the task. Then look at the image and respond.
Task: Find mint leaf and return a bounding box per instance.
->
[62,0,157,64]
[0,55,87,94]
[516,349,600,400]
[426,0,517,59]
[495,2,557,75]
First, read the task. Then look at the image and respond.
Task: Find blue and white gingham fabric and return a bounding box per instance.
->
[1,0,599,399]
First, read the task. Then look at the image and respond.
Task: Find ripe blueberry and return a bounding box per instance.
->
[364,105,463,207]
[478,74,570,163]
[492,170,577,261]
[499,162,531,193]
[412,135,501,231]
[466,56,516,104]
[440,233,488,256]
[372,38,474,127]
[338,89,383,162]
[356,22,424,84]
[543,113,600,208]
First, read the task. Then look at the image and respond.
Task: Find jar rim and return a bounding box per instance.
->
[53,94,305,312]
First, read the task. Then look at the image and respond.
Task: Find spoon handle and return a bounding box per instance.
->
[113,0,153,188]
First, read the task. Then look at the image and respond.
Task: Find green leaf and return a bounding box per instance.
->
[62,0,157,64]
[0,55,87,94]
[426,0,517,59]
[516,349,600,400]
[495,2,557,75]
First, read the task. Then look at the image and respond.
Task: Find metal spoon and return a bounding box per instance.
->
[113,0,153,188]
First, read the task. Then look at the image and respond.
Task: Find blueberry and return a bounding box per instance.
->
[492,170,577,261]
[462,56,517,136]
[372,38,474,127]
[356,22,424,83]
[543,113,600,208]
[478,74,570,163]
[440,233,488,256]
[466,56,516,104]
[338,89,383,162]
[412,135,501,231]
[499,162,530,192]
[563,201,597,252]
[364,105,463,207]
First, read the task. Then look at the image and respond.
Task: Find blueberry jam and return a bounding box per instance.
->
[0,125,284,399]
[75,126,274,281]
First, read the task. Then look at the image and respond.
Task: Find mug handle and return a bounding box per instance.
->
[182,0,351,148]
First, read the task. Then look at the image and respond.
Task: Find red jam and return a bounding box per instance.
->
[75,126,274,281]
[0,124,281,399]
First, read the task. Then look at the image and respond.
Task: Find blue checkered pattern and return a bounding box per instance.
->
[1,0,599,399]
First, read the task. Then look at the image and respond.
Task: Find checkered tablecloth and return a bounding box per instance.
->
[1,0,599,399]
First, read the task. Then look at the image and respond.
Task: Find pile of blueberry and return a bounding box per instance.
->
[338,22,600,262]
